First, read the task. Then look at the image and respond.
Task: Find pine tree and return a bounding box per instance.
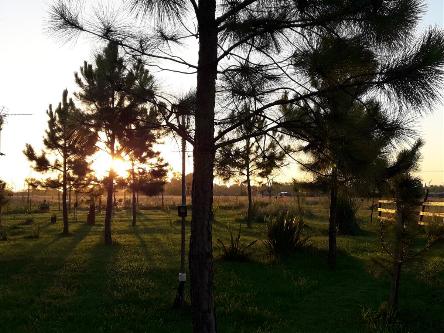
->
[216,103,286,226]
[281,29,444,269]
[120,107,165,226]
[74,42,157,244]
[0,179,12,227]
[24,89,96,235]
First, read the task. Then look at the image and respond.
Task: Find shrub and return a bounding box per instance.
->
[361,303,405,333]
[336,196,361,235]
[29,224,40,239]
[23,217,34,225]
[39,201,50,212]
[425,216,444,243]
[265,211,310,257]
[217,224,257,261]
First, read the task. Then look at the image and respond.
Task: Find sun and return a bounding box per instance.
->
[90,151,131,179]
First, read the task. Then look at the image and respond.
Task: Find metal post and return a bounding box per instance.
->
[174,112,187,308]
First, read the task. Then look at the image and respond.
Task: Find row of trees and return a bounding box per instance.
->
[24,43,168,241]
[48,1,444,332]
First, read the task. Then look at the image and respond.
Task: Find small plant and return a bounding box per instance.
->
[361,303,405,333]
[336,195,360,235]
[265,211,310,257]
[29,223,40,239]
[217,224,257,261]
[425,216,444,243]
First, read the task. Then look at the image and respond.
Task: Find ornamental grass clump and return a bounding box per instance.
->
[265,210,310,257]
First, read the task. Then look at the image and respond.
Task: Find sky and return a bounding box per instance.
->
[0,0,443,190]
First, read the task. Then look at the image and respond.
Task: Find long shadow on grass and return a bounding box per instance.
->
[0,223,93,331]
[214,248,387,333]
[0,223,92,289]
[49,224,193,333]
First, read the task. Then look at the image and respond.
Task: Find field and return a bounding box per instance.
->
[0,196,443,332]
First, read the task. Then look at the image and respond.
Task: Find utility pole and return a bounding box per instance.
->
[174,112,187,308]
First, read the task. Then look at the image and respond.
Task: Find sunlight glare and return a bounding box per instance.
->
[91,151,131,179]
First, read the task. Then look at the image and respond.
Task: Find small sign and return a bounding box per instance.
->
[179,273,186,282]
[177,205,187,217]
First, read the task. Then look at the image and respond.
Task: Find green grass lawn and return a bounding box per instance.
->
[0,205,443,332]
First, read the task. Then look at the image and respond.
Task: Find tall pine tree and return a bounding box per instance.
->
[24,89,96,235]
[74,43,157,244]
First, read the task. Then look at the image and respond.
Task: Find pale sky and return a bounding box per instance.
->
[0,0,443,190]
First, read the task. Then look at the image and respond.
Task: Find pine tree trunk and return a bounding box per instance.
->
[388,260,402,312]
[104,137,115,245]
[161,190,164,209]
[190,1,218,331]
[328,167,338,270]
[131,163,137,226]
[27,185,31,212]
[388,206,404,312]
[62,159,69,235]
[68,185,72,214]
[87,196,96,225]
[104,173,114,245]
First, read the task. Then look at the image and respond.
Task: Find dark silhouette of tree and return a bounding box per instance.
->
[24,89,96,235]
[281,27,444,269]
[49,1,444,330]
[216,103,286,226]
[120,108,165,226]
[373,141,444,314]
[0,179,12,227]
[135,160,169,197]
[74,43,157,244]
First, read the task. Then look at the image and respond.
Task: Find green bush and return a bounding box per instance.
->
[336,196,360,235]
[265,211,310,257]
[217,224,257,261]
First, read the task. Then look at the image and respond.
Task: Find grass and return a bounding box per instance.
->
[0,198,443,332]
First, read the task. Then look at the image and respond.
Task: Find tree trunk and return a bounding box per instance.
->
[131,162,137,226]
[27,185,31,212]
[74,191,78,222]
[68,185,72,214]
[87,196,96,225]
[190,1,218,332]
[388,260,402,312]
[328,167,338,270]
[161,190,164,209]
[104,136,115,245]
[388,205,404,312]
[62,159,69,235]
